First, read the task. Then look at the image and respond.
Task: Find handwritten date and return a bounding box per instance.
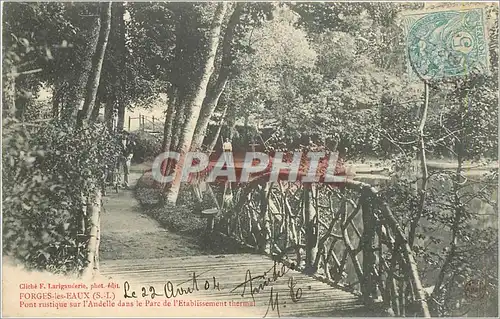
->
[123,271,220,299]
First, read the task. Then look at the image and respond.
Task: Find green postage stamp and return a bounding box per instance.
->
[402,6,490,80]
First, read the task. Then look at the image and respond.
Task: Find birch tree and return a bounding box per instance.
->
[190,3,244,151]
[61,3,101,125]
[165,3,228,204]
[80,2,112,124]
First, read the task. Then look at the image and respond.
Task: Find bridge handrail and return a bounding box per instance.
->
[345,180,430,317]
[208,178,431,317]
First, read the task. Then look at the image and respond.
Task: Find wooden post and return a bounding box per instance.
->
[128,116,131,131]
[304,184,318,274]
[388,245,400,316]
[361,187,377,303]
[201,208,218,234]
[206,215,215,232]
[379,202,431,318]
[260,184,272,254]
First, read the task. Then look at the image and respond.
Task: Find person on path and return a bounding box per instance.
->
[121,132,135,188]
[222,138,233,168]
[222,138,232,152]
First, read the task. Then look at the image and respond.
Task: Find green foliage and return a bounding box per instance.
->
[291,3,424,70]
[99,2,175,108]
[135,173,162,207]
[21,99,53,122]
[3,3,100,88]
[221,4,414,158]
[144,203,206,235]
[134,173,206,235]
[2,118,120,273]
[129,131,162,163]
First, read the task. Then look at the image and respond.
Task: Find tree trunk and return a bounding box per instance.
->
[304,186,319,274]
[191,74,229,150]
[52,82,64,119]
[430,140,464,314]
[190,3,243,151]
[15,93,28,121]
[162,92,177,152]
[80,2,112,124]
[104,99,114,132]
[244,112,249,145]
[52,94,60,119]
[160,93,177,184]
[229,119,237,139]
[62,5,101,125]
[165,3,228,204]
[90,96,102,121]
[164,6,187,154]
[116,2,127,133]
[409,82,429,247]
[208,104,229,153]
[117,102,125,132]
[82,187,102,280]
[171,100,186,151]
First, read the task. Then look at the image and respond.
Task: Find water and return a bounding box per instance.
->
[354,169,498,286]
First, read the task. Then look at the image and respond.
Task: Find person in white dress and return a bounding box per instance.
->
[222,138,232,168]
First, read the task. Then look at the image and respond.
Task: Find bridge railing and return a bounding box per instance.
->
[210,179,430,317]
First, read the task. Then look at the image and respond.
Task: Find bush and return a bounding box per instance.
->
[134,173,206,235]
[130,131,162,163]
[2,118,120,274]
[134,173,162,206]
[145,204,206,235]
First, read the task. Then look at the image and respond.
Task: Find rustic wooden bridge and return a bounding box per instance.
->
[100,254,374,317]
[96,170,431,317]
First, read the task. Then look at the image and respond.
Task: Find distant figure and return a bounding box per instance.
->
[222,138,232,168]
[223,138,232,152]
[121,132,135,188]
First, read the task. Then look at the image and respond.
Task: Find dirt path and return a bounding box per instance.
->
[99,171,206,261]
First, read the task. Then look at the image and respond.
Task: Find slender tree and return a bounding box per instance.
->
[165,2,228,204]
[80,2,112,124]
[190,3,244,151]
[61,3,101,125]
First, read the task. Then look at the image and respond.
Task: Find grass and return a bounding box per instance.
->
[134,172,206,235]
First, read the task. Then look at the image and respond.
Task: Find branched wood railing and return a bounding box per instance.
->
[209,178,430,317]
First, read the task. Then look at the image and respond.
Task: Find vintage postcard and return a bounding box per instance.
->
[2,1,499,318]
